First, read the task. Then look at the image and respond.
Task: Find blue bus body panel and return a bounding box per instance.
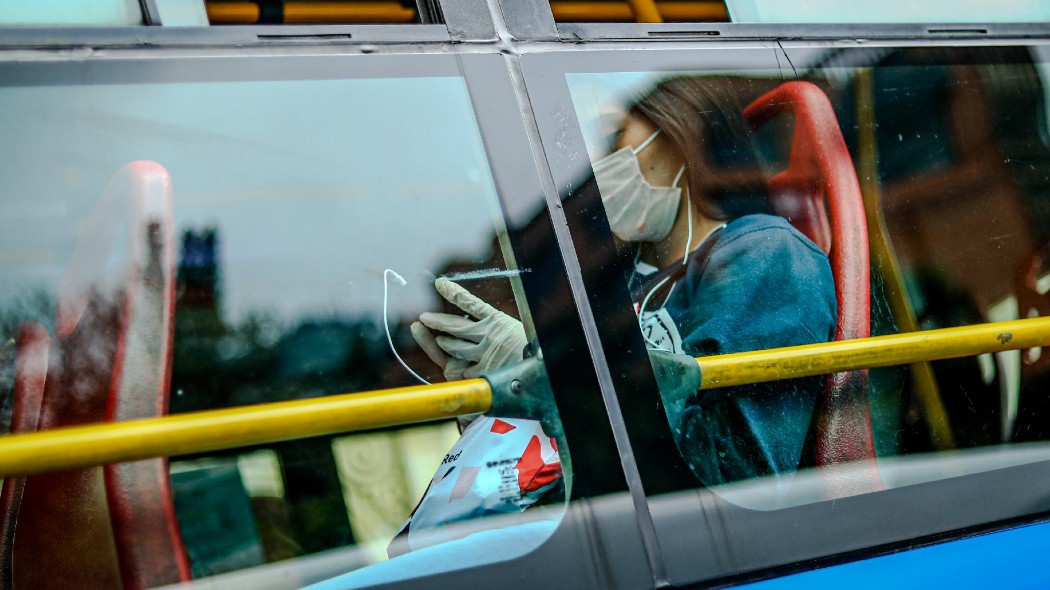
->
[743,520,1050,589]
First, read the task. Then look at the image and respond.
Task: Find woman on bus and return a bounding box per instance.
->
[607,76,836,485]
[414,76,837,487]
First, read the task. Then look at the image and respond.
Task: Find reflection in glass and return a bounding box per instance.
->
[0,73,563,586]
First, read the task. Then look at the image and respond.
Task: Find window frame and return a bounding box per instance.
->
[5,5,1050,587]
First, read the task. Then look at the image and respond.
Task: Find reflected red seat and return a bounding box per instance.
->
[744,82,882,495]
[12,161,190,589]
[0,322,50,590]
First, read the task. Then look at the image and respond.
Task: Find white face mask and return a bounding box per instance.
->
[593,129,686,243]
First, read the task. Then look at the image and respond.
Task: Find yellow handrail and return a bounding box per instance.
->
[626,0,664,22]
[698,318,1049,388]
[0,317,1047,478]
[853,68,955,450]
[0,379,490,478]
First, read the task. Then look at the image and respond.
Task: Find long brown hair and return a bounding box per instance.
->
[629,75,774,221]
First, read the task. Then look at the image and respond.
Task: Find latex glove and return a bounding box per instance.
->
[413,277,527,380]
[410,321,471,382]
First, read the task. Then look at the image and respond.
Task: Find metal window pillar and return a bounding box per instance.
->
[140,0,164,25]
[416,0,444,24]
[495,0,559,41]
[437,0,497,40]
[437,0,559,42]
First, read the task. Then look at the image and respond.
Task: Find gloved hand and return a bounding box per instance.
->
[411,277,527,381]
[410,322,471,382]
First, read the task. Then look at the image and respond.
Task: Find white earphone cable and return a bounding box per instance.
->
[383,269,431,385]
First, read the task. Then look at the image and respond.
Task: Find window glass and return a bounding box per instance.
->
[204,1,421,25]
[0,0,143,26]
[725,0,1050,23]
[549,1,730,23]
[156,0,210,26]
[0,57,569,587]
[526,43,1050,586]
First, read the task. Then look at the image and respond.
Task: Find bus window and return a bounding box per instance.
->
[203,1,429,25]
[0,0,144,26]
[548,1,730,23]
[0,0,436,26]
[724,0,1050,23]
[0,53,582,588]
[523,41,1050,587]
[543,0,1046,25]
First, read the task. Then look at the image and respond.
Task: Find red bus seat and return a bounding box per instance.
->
[13,162,190,589]
[744,81,882,496]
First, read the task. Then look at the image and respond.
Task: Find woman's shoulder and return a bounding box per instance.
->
[715,213,827,257]
[678,213,832,288]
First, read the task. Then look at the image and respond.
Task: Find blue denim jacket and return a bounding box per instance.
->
[631,214,837,485]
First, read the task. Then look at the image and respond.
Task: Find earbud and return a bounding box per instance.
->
[385,269,407,286]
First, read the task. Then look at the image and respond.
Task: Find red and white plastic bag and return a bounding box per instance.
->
[388,416,562,556]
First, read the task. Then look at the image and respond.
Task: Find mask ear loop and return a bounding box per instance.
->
[675,167,691,266]
[680,170,727,266]
[632,129,662,154]
[384,269,431,385]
